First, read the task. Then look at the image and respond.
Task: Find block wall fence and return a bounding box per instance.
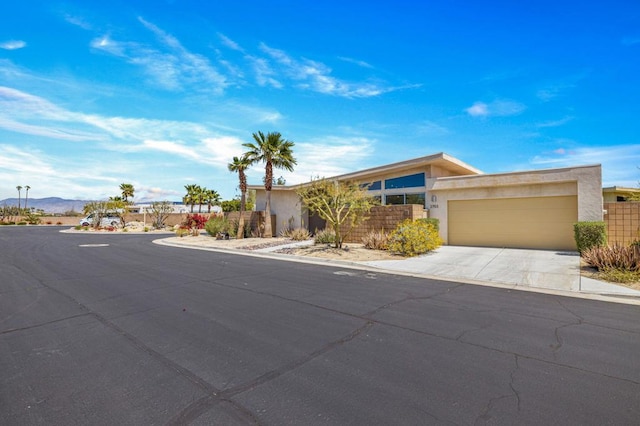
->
[604,202,640,245]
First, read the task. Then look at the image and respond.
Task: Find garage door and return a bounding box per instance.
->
[448,196,578,250]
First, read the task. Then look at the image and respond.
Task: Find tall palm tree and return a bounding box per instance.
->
[228,155,251,238]
[16,185,22,211]
[120,183,135,203]
[243,131,296,238]
[24,185,30,212]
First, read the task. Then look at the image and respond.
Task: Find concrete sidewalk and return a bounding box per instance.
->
[155,236,640,302]
[362,245,640,298]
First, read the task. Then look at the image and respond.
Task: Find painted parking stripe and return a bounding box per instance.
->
[78,244,110,247]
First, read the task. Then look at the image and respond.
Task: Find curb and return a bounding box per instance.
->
[153,238,640,307]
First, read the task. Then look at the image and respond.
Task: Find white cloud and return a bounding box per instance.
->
[89,18,227,94]
[465,102,488,117]
[0,40,26,50]
[0,144,122,200]
[218,33,244,52]
[530,144,640,187]
[64,14,93,30]
[465,99,525,117]
[280,136,375,184]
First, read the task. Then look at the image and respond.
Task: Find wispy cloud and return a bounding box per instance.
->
[218,33,244,52]
[256,43,414,98]
[64,13,93,30]
[465,99,526,117]
[337,56,374,69]
[0,40,26,50]
[89,18,227,94]
[530,144,640,187]
[535,116,573,128]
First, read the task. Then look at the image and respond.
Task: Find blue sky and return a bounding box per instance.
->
[1,0,639,202]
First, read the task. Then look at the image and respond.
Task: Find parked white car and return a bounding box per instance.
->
[79,214,122,227]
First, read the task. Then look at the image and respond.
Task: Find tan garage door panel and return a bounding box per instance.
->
[448,196,577,250]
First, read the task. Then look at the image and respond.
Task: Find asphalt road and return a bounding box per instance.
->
[1,227,639,425]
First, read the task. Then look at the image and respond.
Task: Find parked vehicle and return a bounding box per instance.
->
[79,213,122,227]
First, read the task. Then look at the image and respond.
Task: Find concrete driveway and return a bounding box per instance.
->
[363,246,640,297]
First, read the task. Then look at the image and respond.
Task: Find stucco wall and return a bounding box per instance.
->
[429,165,602,244]
[255,189,304,236]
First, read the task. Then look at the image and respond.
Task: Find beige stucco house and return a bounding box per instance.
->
[602,186,640,202]
[248,152,603,250]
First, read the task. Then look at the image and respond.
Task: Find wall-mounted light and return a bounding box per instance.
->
[431,195,437,202]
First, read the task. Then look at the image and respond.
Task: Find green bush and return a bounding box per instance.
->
[416,217,439,232]
[574,221,606,254]
[314,228,336,245]
[17,221,27,226]
[362,230,389,250]
[205,215,230,237]
[388,219,443,257]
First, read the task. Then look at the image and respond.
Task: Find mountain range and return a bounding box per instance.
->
[0,197,90,214]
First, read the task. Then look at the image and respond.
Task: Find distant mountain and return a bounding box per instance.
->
[0,197,91,214]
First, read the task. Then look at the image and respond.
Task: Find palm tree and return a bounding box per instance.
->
[204,189,220,213]
[243,131,296,237]
[194,185,205,213]
[120,183,135,203]
[228,155,251,238]
[16,185,22,211]
[183,184,199,213]
[24,185,30,212]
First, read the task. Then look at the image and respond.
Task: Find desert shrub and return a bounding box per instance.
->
[582,244,640,272]
[229,218,252,238]
[314,228,336,245]
[416,218,439,232]
[24,213,41,225]
[388,219,443,257]
[56,221,63,225]
[183,214,208,230]
[205,215,230,237]
[574,221,606,254]
[281,227,311,241]
[175,227,190,237]
[17,221,27,226]
[1,221,14,225]
[46,221,53,225]
[144,227,149,232]
[74,225,82,230]
[362,230,389,250]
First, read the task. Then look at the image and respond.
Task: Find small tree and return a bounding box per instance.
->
[296,178,378,249]
[149,201,173,229]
